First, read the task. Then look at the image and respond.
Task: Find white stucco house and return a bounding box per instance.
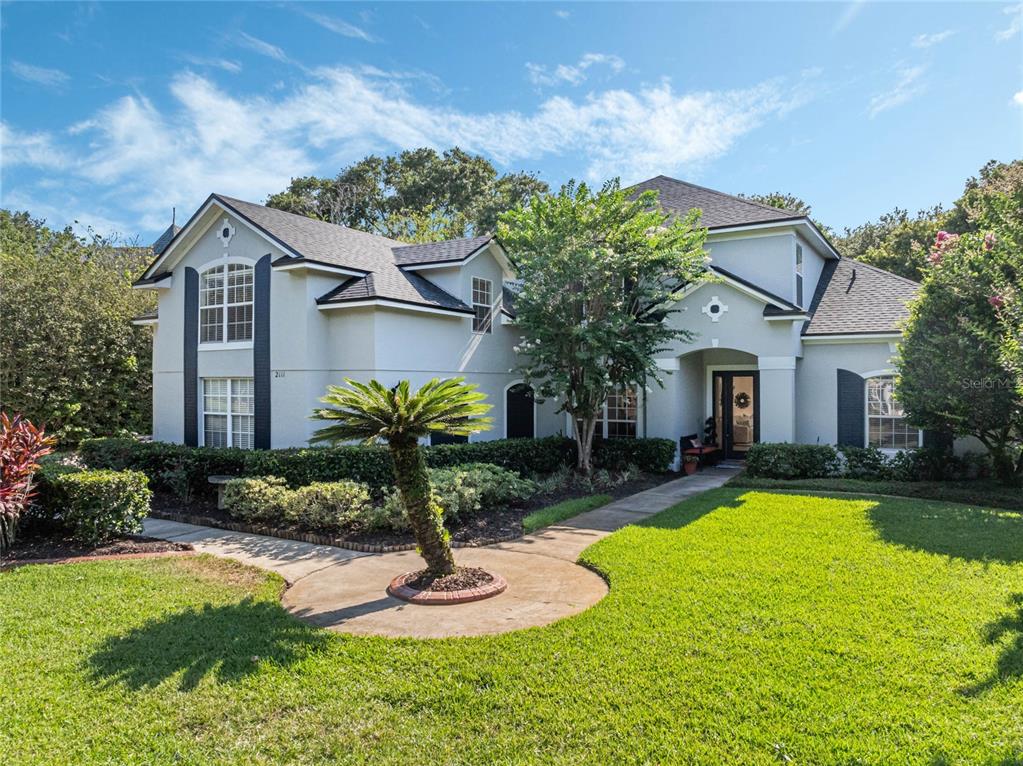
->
[133,176,937,462]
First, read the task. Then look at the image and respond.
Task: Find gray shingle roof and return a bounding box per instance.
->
[392,235,494,266]
[316,272,473,314]
[803,259,919,336]
[629,175,805,229]
[151,223,181,255]
[211,195,470,314]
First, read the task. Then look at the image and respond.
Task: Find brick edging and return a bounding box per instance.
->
[387,571,509,605]
[1,549,195,571]
[147,509,523,553]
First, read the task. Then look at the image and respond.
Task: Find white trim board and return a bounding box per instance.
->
[802,333,901,344]
[317,299,473,319]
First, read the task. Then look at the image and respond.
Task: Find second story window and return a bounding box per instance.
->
[472,276,493,334]
[200,263,253,344]
[795,244,804,308]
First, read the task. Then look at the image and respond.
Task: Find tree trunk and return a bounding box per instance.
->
[574,416,598,475]
[388,438,456,575]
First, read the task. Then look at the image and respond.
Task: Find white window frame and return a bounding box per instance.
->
[201,377,255,449]
[198,260,255,348]
[864,374,922,452]
[570,386,641,440]
[471,276,493,334]
[795,243,804,308]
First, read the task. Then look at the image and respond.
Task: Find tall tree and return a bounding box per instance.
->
[266,147,548,243]
[0,211,155,442]
[896,164,1023,485]
[834,206,946,282]
[498,180,708,473]
[311,378,492,576]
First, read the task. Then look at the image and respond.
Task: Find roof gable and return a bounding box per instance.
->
[630,175,804,229]
[803,259,919,336]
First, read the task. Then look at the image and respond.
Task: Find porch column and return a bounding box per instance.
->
[758,356,796,443]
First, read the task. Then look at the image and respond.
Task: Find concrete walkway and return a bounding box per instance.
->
[144,466,738,639]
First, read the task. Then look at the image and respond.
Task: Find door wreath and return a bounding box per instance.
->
[734,391,751,410]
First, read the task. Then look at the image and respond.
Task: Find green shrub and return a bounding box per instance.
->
[49,469,151,544]
[424,436,576,475]
[382,462,537,527]
[246,446,393,490]
[888,447,965,482]
[285,481,373,533]
[838,446,892,480]
[745,443,841,480]
[222,476,291,524]
[592,438,676,472]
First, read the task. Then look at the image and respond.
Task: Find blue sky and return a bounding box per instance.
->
[2,1,1021,242]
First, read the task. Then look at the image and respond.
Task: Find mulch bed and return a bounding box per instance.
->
[387,566,508,605]
[4,535,193,565]
[406,566,494,592]
[149,472,678,551]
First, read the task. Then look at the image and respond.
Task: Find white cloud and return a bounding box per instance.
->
[996,3,1022,41]
[181,55,243,74]
[554,9,570,19]
[0,122,68,168]
[527,53,626,87]
[1014,90,1023,106]
[9,61,70,88]
[868,65,926,118]
[912,29,955,48]
[1,68,816,232]
[299,9,377,42]
[236,32,290,62]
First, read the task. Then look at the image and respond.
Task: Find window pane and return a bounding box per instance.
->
[232,415,254,450]
[473,304,491,333]
[204,414,228,448]
[227,264,254,304]
[605,387,637,439]
[200,267,224,306]
[200,307,223,343]
[231,379,254,414]
[227,304,253,341]
[203,379,228,413]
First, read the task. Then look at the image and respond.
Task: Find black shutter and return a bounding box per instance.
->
[836,369,865,447]
[183,267,199,446]
[506,384,535,439]
[253,254,272,449]
[923,429,953,452]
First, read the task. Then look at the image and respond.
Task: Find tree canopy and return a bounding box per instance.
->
[498,179,708,472]
[266,147,548,243]
[0,211,155,442]
[896,161,1022,485]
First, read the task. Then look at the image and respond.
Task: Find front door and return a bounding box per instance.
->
[713,371,759,460]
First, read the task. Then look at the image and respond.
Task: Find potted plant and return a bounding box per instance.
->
[683,454,700,475]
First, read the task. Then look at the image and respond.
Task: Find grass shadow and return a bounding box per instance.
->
[636,491,747,531]
[88,597,330,691]
[869,499,1023,564]
[960,593,1023,697]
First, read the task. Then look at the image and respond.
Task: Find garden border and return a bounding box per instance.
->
[147,508,522,553]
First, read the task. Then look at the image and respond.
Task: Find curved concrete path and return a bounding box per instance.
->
[144,467,738,638]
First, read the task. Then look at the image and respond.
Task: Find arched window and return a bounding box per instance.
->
[200,263,254,343]
[866,376,921,449]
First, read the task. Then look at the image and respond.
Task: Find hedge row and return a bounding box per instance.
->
[744,442,981,482]
[79,435,677,497]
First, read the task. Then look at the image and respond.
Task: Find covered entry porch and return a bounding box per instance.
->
[646,348,797,465]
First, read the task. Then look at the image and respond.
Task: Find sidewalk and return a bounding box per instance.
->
[144,465,739,638]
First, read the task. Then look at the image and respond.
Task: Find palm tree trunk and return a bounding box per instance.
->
[389,437,456,575]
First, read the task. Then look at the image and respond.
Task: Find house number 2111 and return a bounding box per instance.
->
[274,370,286,378]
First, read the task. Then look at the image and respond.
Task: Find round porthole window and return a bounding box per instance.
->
[701,296,729,322]
[217,218,236,248]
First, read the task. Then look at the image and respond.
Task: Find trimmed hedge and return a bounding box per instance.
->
[47,469,151,544]
[745,443,842,480]
[79,435,674,496]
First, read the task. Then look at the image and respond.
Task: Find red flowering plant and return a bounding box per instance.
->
[0,412,56,554]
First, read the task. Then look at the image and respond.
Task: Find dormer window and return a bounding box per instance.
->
[472,277,493,334]
[795,244,804,308]
[200,263,253,343]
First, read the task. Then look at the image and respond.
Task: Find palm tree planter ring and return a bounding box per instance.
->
[312,378,500,593]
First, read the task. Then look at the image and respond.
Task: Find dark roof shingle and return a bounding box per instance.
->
[803,259,919,336]
[211,195,470,313]
[629,176,805,229]
[392,235,494,266]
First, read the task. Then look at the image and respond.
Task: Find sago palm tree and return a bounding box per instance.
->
[311,378,492,576]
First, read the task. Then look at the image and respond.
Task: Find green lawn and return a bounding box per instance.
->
[521,493,611,533]
[3,489,1022,765]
